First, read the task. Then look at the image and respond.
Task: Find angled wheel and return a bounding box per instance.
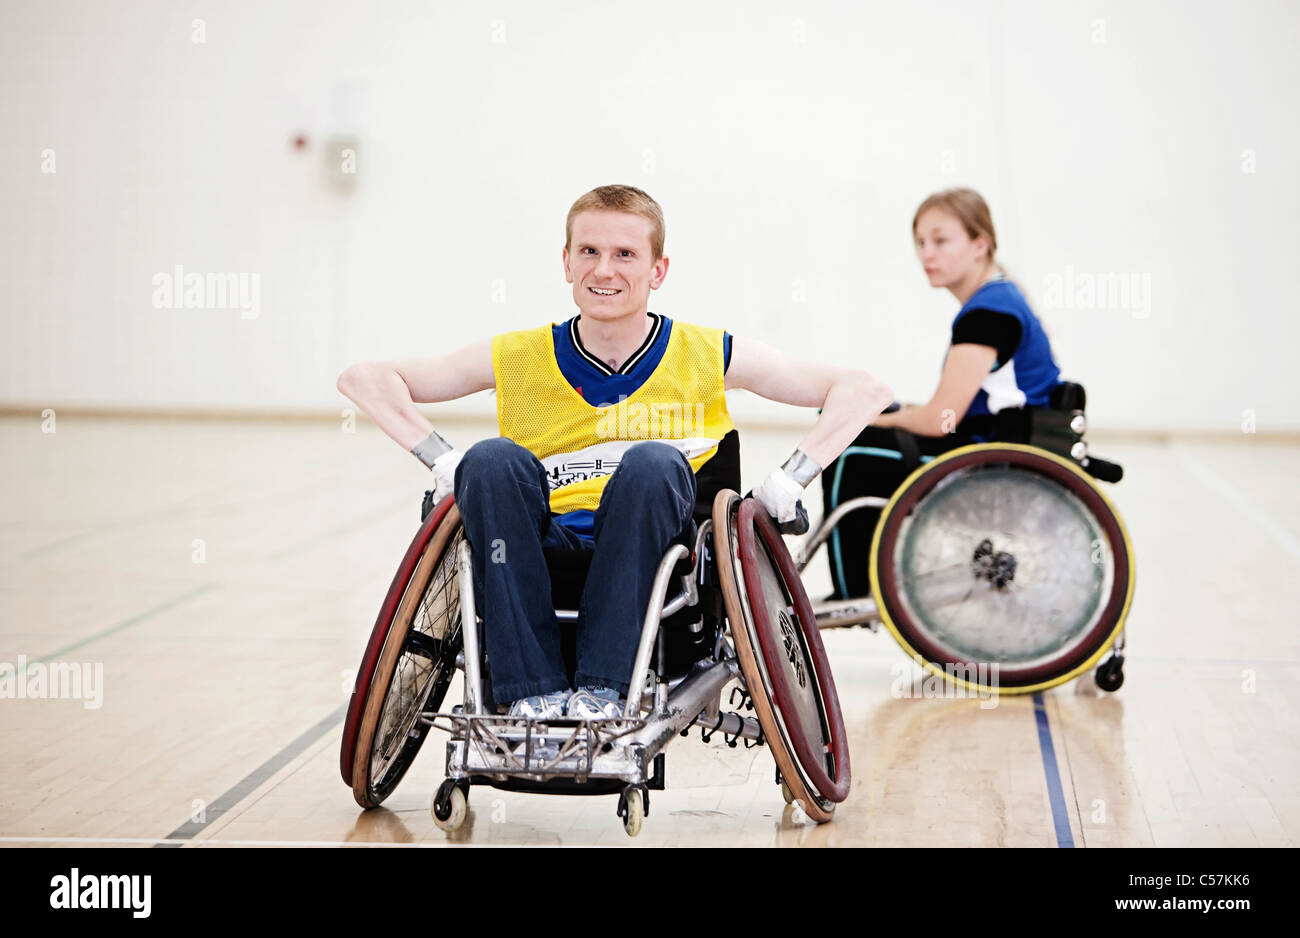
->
[341,498,464,808]
[713,490,851,823]
[870,444,1136,695]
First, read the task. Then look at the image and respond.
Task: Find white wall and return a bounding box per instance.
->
[2,0,1297,430]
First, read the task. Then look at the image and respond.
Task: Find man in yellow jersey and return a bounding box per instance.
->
[337,185,892,721]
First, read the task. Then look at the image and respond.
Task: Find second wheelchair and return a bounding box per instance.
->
[802,380,1136,697]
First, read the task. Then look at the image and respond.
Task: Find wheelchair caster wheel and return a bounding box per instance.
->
[617,786,645,838]
[432,779,468,833]
[780,780,795,805]
[1095,656,1124,693]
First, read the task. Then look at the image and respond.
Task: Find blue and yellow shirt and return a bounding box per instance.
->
[491,313,735,539]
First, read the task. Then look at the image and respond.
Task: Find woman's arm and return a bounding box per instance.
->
[870,343,998,437]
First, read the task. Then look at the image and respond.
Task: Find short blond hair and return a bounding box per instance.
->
[565,185,666,261]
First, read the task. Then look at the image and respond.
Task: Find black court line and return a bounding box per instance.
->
[155,704,347,846]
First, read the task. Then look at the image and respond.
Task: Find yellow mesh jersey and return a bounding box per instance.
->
[492,319,734,514]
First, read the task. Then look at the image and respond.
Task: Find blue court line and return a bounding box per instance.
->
[1032,692,1075,847]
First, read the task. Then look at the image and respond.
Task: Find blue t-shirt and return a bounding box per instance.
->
[950,278,1060,418]
[547,313,731,541]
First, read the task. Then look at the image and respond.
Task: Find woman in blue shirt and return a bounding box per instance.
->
[822,188,1062,600]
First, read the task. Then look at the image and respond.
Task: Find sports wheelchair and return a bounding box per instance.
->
[800,381,1136,696]
[340,449,849,837]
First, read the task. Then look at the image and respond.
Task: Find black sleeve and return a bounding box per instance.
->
[951,309,1022,367]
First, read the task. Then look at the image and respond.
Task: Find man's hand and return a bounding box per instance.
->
[432,449,464,503]
[754,467,804,524]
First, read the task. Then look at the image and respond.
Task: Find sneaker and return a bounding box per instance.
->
[567,685,624,720]
[507,689,570,721]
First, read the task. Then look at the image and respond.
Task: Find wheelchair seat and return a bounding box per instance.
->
[539,429,742,685]
[542,523,717,685]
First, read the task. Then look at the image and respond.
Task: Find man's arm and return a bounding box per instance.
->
[870,343,996,437]
[335,337,496,452]
[723,335,893,468]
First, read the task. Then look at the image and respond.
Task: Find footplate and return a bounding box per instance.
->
[421,711,653,785]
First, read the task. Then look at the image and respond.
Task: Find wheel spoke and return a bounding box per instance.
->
[370,528,463,789]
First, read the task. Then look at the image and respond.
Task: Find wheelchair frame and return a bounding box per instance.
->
[423,518,763,817]
[343,487,850,837]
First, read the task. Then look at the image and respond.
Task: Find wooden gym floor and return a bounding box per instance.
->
[1,414,1296,847]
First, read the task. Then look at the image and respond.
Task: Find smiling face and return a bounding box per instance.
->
[913,207,991,290]
[562,210,669,322]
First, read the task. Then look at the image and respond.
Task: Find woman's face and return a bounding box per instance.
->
[913,207,989,290]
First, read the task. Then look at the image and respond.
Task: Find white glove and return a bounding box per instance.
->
[754,467,804,524]
[431,449,464,503]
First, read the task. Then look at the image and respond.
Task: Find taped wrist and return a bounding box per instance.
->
[412,430,454,469]
[781,449,821,487]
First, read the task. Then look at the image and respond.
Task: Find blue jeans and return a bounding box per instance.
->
[453,438,696,702]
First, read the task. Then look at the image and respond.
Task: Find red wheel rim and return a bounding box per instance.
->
[340,496,457,787]
[875,449,1131,686]
[736,499,851,803]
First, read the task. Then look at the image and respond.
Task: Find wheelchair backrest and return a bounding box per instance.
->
[691,429,741,522]
[1026,379,1087,456]
[1025,380,1123,482]
[1048,381,1086,412]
